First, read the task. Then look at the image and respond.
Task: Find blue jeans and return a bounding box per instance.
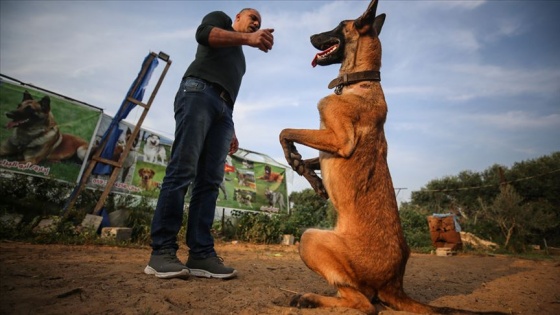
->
[150,77,234,259]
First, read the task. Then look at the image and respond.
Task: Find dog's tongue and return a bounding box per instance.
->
[311,45,337,68]
[311,54,319,68]
[6,121,18,129]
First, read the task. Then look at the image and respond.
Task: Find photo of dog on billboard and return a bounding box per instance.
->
[0,80,101,183]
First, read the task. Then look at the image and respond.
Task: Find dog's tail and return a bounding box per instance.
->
[377,288,434,314]
[378,287,508,315]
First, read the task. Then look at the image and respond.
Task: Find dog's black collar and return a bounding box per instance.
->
[328,71,381,95]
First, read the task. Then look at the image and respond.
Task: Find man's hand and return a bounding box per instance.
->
[229,132,239,155]
[248,28,274,52]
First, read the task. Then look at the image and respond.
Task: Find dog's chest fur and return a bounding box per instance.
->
[318,84,389,205]
[12,116,60,149]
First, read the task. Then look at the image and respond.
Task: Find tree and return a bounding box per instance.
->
[508,152,560,207]
[409,151,560,248]
[398,203,432,249]
[411,170,497,219]
[478,184,557,251]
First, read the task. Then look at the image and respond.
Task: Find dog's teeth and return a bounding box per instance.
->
[312,44,338,66]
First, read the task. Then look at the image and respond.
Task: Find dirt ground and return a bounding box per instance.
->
[1,241,559,315]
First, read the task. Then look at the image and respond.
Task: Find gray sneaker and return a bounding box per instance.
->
[186,256,238,279]
[144,250,190,279]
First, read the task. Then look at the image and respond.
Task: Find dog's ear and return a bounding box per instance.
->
[138,168,144,175]
[39,96,51,113]
[23,91,33,101]
[373,14,386,36]
[149,169,155,176]
[355,0,386,36]
[355,0,379,30]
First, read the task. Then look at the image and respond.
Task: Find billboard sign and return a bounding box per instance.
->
[0,78,102,182]
[0,75,291,214]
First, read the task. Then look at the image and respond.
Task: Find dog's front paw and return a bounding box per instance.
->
[310,178,328,200]
[289,294,302,307]
[285,147,305,175]
[289,150,302,162]
[290,294,318,309]
[303,171,328,199]
[290,157,306,175]
[316,185,329,200]
[286,146,303,170]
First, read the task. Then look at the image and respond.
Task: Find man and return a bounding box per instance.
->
[144,8,274,279]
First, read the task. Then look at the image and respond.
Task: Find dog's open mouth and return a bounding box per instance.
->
[312,42,340,67]
[6,119,29,129]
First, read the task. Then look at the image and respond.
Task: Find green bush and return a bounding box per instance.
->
[232,210,284,244]
[120,195,154,245]
[283,189,335,240]
[398,204,433,250]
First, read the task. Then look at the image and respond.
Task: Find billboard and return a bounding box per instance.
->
[0,78,102,182]
[0,75,291,214]
[214,152,288,213]
[84,115,173,198]
[86,122,290,213]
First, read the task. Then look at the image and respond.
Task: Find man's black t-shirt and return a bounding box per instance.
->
[183,11,246,105]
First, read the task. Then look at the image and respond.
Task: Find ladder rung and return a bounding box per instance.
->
[93,157,121,168]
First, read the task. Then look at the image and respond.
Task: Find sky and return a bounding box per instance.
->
[1,0,559,204]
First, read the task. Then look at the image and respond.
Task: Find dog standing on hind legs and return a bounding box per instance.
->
[279,1,506,314]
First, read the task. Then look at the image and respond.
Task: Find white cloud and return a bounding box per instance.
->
[447,64,560,99]
[424,0,486,11]
[486,17,523,41]
[385,85,440,97]
[465,111,560,130]
[449,30,481,53]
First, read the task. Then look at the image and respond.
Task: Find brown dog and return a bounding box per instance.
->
[280,1,505,314]
[258,165,284,183]
[0,91,89,165]
[138,167,160,191]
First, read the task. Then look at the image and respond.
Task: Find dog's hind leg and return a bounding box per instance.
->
[48,134,88,162]
[293,228,375,313]
[76,144,88,161]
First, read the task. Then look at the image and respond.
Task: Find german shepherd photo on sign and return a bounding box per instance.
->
[0,81,100,182]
